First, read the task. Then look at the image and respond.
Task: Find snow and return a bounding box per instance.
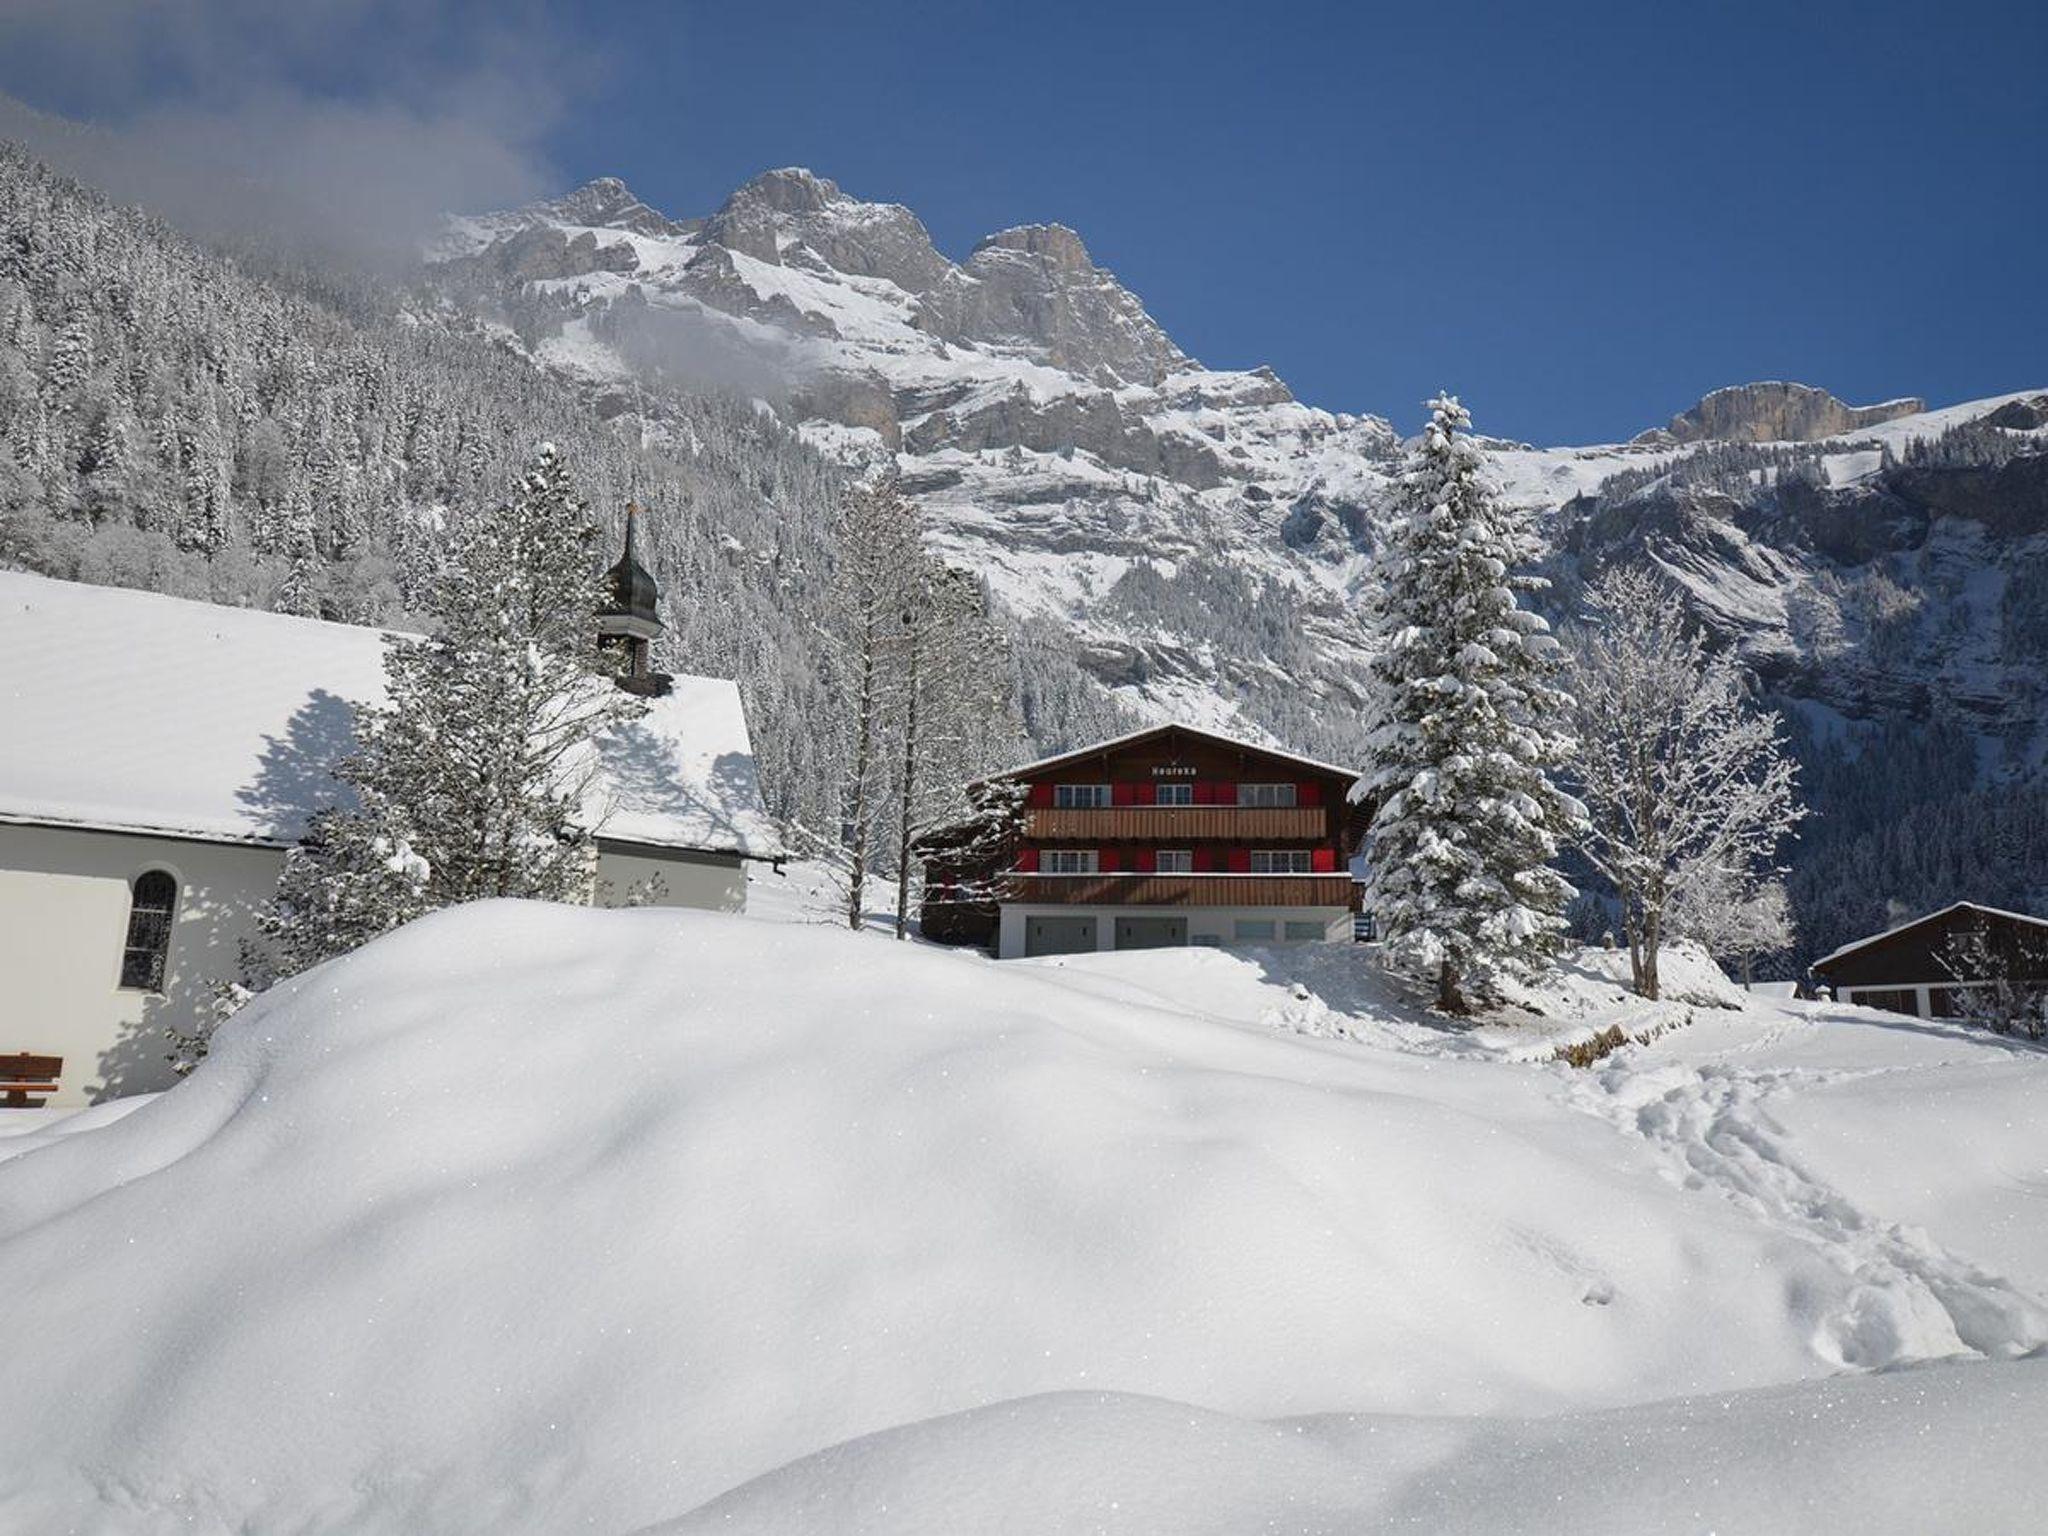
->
[658,1365,2048,1535]
[0,571,782,859]
[2,901,2045,1530]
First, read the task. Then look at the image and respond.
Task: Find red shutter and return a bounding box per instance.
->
[1227,847,1252,874]
[1131,847,1157,874]
[1016,846,1040,872]
[1191,846,1212,873]
[1136,781,1157,805]
[1112,781,1138,807]
[1196,781,1224,806]
[1296,781,1322,806]
[1098,846,1119,873]
[1029,783,1054,808]
[1311,847,1337,873]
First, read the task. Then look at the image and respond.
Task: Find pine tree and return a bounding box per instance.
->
[1354,395,1583,1013]
[253,442,640,981]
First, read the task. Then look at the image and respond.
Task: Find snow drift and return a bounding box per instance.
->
[1,903,2044,1531]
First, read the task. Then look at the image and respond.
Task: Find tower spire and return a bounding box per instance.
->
[596,501,670,696]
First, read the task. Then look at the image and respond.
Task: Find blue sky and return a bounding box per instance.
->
[4,0,2042,442]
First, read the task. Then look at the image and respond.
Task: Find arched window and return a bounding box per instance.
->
[119,870,178,992]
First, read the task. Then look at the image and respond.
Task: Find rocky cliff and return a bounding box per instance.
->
[1652,381,1926,445]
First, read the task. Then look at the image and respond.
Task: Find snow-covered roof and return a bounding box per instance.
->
[0,571,784,860]
[986,721,1360,783]
[1809,900,2048,971]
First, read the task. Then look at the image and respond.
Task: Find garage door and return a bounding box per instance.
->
[1114,916,1186,950]
[1025,915,1097,957]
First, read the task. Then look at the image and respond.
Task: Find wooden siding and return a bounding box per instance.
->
[1008,874,1356,907]
[1024,806,1330,841]
[1812,904,2048,988]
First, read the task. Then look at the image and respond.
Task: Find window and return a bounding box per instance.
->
[1237,783,1297,808]
[120,870,178,992]
[1190,934,1224,948]
[1042,849,1100,874]
[1249,849,1314,874]
[1234,919,1277,942]
[1284,921,1327,942]
[1153,782,1193,806]
[1155,849,1194,874]
[1053,784,1112,809]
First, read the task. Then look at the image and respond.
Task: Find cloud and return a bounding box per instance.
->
[0,1,596,262]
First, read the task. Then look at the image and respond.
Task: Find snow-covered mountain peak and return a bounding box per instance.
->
[539,175,685,235]
[971,222,1094,271]
[724,165,846,216]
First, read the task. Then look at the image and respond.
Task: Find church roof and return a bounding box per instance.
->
[0,571,783,860]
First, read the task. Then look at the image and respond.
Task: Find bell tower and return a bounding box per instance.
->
[597,503,671,696]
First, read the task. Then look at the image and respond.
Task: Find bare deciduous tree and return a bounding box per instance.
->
[1564,565,1805,1000]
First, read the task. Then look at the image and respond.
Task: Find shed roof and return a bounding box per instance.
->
[0,571,783,860]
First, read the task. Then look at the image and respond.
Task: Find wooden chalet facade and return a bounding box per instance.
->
[1810,901,2048,1019]
[922,724,1367,959]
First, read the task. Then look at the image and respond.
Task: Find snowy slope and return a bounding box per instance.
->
[2,903,2045,1530]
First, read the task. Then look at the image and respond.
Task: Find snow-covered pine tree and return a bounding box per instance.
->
[1563,564,1805,999]
[254,442,639,977]
[371,441,642,906]
[1354,395,1583,1014]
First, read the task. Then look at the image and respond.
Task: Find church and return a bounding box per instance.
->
[0,519,784,1107]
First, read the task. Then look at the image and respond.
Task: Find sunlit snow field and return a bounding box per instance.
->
[2,868,2045,1532]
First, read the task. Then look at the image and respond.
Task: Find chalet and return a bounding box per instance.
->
[922,724,1366,958]
[0,517,784,1107]
[1809,902,2048,1018]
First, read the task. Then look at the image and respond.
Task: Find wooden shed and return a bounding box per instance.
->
[1809,901,2048,1019]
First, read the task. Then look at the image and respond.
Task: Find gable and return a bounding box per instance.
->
[995,724,1359,788]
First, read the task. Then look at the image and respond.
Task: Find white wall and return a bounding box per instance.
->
[0,823,283,1105]
[593,841,748,913]
[996,904,1350,959]
[1,826,753,1106]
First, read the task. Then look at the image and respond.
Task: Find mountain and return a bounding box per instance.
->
[427,170,2048,959]
[431,172,2048,757]
[429,169,1404,754]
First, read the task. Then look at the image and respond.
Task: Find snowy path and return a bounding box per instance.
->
[1563,1014,2048,1369]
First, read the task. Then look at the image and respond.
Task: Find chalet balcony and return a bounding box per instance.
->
[1007,874,1357,907]
[1023,806,1330,840]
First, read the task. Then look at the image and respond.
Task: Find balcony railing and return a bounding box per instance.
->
[1024,806,1329,840]
[1007,874,1357,907]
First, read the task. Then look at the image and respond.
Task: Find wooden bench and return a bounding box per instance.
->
[0,1054,62,1108]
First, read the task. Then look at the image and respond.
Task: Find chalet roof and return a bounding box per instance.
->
[1809,901,2048,973]
[0,571,783,860]
[985,722,1361,785]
